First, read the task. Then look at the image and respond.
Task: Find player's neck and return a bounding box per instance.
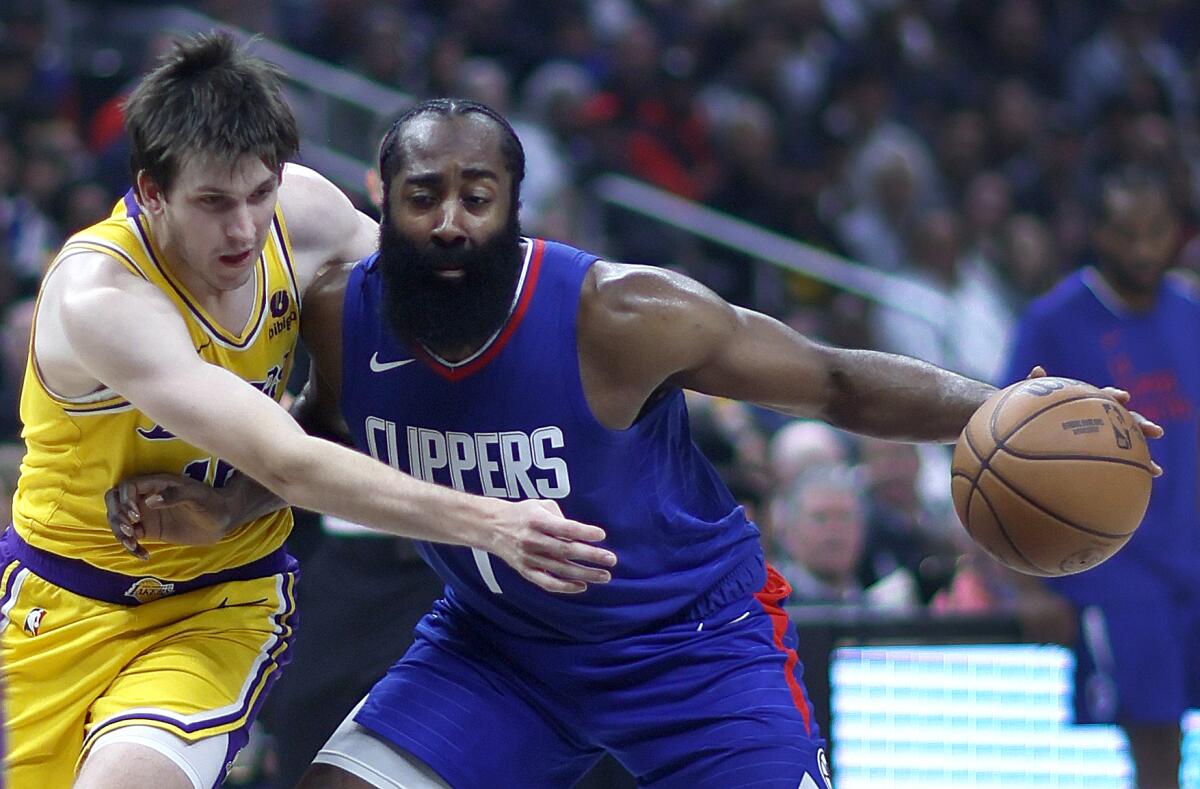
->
[1095,268,1158,313]
[146,215,259,326]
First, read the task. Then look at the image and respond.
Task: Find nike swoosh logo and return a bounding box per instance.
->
[217,597,268,609]
[370,352,415,373]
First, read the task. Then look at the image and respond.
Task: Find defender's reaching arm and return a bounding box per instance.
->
[65,254,614,593]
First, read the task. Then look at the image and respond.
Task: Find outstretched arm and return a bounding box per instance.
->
[110,263,354,554]
[579,263,995,442]
[69,255,614,592]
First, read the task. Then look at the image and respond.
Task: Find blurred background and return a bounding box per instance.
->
[0,0,1198,786]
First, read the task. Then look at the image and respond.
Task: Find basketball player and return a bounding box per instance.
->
[0,41,614,789]
[1004,167,1198,789]
[110,100,1161,788]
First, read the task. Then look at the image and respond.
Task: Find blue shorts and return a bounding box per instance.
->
[1070,583,1200,725]
[354,568,829,788]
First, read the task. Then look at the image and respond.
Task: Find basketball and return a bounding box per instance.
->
[951,377,1154,576]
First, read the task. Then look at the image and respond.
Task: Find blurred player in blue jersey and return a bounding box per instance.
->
[1004,167,1199,789]
[110,100,1159,789]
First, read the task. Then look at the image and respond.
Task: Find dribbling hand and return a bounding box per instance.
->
[1026,365,1164,475]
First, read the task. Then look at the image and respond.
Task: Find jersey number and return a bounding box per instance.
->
[183,457,236,489]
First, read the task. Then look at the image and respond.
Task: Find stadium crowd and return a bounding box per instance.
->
[1,0,1198,785]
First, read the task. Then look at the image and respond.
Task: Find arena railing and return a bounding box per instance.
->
[115,7,948,329]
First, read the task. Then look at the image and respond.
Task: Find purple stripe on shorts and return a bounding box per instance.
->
[1,526,293,606]
[1,537,23,788]
[79,569,299,787]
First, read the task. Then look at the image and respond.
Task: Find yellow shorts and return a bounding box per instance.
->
[0,527,298,788]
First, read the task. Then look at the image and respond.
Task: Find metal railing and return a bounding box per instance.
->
[103,6,945,326]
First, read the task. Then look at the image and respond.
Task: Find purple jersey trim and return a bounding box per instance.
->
[129,212,267,349]
[1,526,294,605]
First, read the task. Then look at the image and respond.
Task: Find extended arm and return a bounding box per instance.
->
[579,263,995,442]
[72,255,614,591]
[114,260,356,540]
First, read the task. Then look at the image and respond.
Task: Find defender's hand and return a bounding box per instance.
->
[487,499,617,594]
[105,474,234,559]
[1026,365,1164,475]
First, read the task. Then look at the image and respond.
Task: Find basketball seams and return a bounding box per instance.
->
[984,459,1137,539]
[955,428,989,528]
[972,483,1046,575]
[989,392,1110,454]
[993,448,1151,473]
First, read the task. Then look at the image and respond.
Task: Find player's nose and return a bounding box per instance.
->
[430,199,467,246]
[227,204,256,246]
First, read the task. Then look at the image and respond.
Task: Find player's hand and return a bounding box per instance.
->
[487,499,617,594]
[1026,365,1164,475]
[105,474,235,559]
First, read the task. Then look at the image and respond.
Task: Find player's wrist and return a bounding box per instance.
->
[458,493,511,554]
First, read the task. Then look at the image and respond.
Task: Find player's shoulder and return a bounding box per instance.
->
[277,164,360,248]
[1162,269,1200,307]
[1021,269,1093,322]
[46,245,147,295]
[307,260,356,312]
[586,260,716,312]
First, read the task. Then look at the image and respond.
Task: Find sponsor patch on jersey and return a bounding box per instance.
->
[269,289,291,318]
[125,577,177,603]
[23,607,46,636]
[268,290,298,339]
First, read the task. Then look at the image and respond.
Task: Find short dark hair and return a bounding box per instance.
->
[378,98,525,208]
[1095,166,1172,224]
[124,31,299,196]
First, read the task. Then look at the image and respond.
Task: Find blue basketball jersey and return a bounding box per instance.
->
[1003,268,1200,600]
[340,238,765,641]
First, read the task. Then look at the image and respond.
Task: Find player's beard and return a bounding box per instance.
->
[377,207,524,357]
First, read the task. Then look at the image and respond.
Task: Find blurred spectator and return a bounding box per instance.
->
[346,4,430,93]
[0,441,22,525]
[683,391,771,521]
[994,212,1063,306]
[770,464,872,605]
[868,207,1015,382]
[836,134,936,273]
[767,418,848,491]
[1066,0,1193,127]
[856,436,963,605]
[0,297,33,441]
[771,463,918,608]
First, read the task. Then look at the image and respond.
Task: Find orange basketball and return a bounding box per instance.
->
[951,377,1154,576]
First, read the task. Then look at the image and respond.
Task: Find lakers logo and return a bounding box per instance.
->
[125,577,177,603]
[23,607,46,636]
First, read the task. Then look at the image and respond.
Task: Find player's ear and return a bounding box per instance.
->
[136,170,166,214]
[366,168,383,210]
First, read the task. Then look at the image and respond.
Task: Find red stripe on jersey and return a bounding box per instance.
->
[753,564,813,736]
[425,238,546,382]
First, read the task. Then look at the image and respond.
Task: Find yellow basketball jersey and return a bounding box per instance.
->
[12,192,301,581]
